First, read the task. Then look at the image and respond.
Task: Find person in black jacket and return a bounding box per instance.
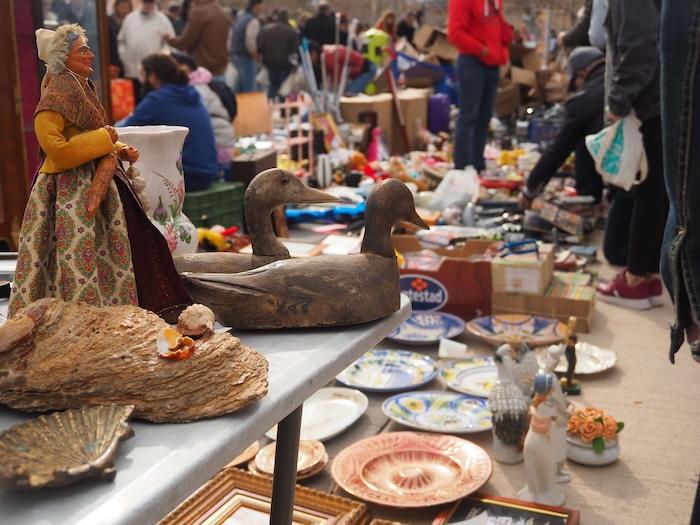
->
[596,0,668,310]
[519,47,605,208]
[303,0,336,47]
[557,0,592,49]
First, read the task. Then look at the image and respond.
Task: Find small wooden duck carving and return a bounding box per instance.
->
[180,179,428,329]
[173,169,338,274]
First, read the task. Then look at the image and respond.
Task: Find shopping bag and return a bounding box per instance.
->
[585,113,648,191]
[110,79,135,122]
[427,167,479,211]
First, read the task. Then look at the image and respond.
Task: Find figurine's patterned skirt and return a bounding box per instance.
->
[9,163,138,316]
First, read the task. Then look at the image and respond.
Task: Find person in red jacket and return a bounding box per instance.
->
[448,0,513,171]
[309,42,377,94]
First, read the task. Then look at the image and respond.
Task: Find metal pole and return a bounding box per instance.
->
[269,405,303,525]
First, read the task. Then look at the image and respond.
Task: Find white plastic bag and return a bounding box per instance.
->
[427,167,479,211]
[585,113,648,191]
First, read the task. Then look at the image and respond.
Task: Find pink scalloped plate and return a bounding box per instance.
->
[331,432,492,508]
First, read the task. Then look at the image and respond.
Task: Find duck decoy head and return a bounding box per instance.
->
[366,178,429,230]
[246,168,339,208]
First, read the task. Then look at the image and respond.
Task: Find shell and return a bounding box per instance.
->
[0,405,135,489]
[176,304,215,337]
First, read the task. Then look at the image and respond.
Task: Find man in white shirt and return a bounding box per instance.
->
[117,0,174,99]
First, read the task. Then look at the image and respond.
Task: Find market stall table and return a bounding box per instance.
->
[0,295,411,525]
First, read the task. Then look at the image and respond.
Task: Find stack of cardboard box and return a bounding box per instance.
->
[413,25,459,62]
[508,43,569,104]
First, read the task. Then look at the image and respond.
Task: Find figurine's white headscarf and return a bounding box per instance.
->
[35,24,87,75]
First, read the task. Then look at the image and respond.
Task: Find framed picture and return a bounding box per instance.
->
[432,493,580,525]
[160,468,370,525]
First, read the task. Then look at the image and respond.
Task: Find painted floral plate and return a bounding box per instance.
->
[536,342,618,374]
[336,349,438,392]
[466,314,568,347]
[382,391,492,434]
[331,431,492,508]
[440,362,498,398]
[266,387,368,442]
[387,312,466,346]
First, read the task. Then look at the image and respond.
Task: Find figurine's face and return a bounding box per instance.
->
[65,36,94,78]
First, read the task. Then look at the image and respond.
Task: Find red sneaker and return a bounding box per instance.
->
[648,277,664,307]
[597,271,652,310]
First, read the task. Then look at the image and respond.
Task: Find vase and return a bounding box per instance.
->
[566,435,620,466]
[117,125,197,256]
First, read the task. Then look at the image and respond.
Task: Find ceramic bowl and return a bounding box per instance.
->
[566,435,620,466]
[388,312,466,346]
[466,314,568,347]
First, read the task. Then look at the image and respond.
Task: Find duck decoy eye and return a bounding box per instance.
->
[281,178,290,185]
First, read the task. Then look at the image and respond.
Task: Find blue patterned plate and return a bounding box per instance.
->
[387,312,466,346]
[466,314,567,347]
[336,349,437,392]
[382,391,492,434]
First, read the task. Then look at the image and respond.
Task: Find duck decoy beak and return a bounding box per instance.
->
[406,209,430,230]
[297,185,341,204]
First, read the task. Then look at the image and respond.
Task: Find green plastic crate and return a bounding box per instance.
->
[183,181,245,228]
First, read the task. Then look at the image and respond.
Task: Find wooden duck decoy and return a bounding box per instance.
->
[180,179,428,329]
[173,169,339,274]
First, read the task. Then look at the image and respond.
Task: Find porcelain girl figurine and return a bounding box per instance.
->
[545,345,572,483]
[10,24,191,321]
[518,372,566,506]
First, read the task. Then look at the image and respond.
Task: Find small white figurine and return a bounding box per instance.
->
[545,344,572,483]
[518,372,566,506]
[489,346,529,464]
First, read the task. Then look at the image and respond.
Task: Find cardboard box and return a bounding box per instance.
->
[391,88,430,154]
[510,66,538,88]
[229,149,277,186]
[496,82,520,118]
[233,92,272,137]
[544,72,569,103]
[509,43,541,71]
[340,93,394,150]
[430,29,458,62]
[491,272,596,332]
[393,234,494,321]
[414,24,438,51]
[491,244,554,295]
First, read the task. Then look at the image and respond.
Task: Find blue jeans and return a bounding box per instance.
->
[454,54,499,171]
[267,66,291,99]
[232,55,257,93]
[347,63,377,95]
[660,0,700,361]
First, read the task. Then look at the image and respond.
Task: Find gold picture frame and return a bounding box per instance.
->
[160,468,370,525]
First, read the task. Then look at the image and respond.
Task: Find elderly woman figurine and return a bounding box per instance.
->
[9,24,191,320]
[518,372,566,506]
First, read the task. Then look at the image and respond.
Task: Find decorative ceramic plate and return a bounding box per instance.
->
[466,315,568,347]
[336,349,438,392]
[440,362,498,398]
[387,312,466,346]
[331,431,492,507]
[266,387,368,441]
[536,342,618,374]
[249,451,329,480]
[382,391,492,434]
[255,440,326,476]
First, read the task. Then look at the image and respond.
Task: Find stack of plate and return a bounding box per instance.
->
[250,440,328,480]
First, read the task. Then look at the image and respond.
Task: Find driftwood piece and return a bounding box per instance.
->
[0,299,268,422]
